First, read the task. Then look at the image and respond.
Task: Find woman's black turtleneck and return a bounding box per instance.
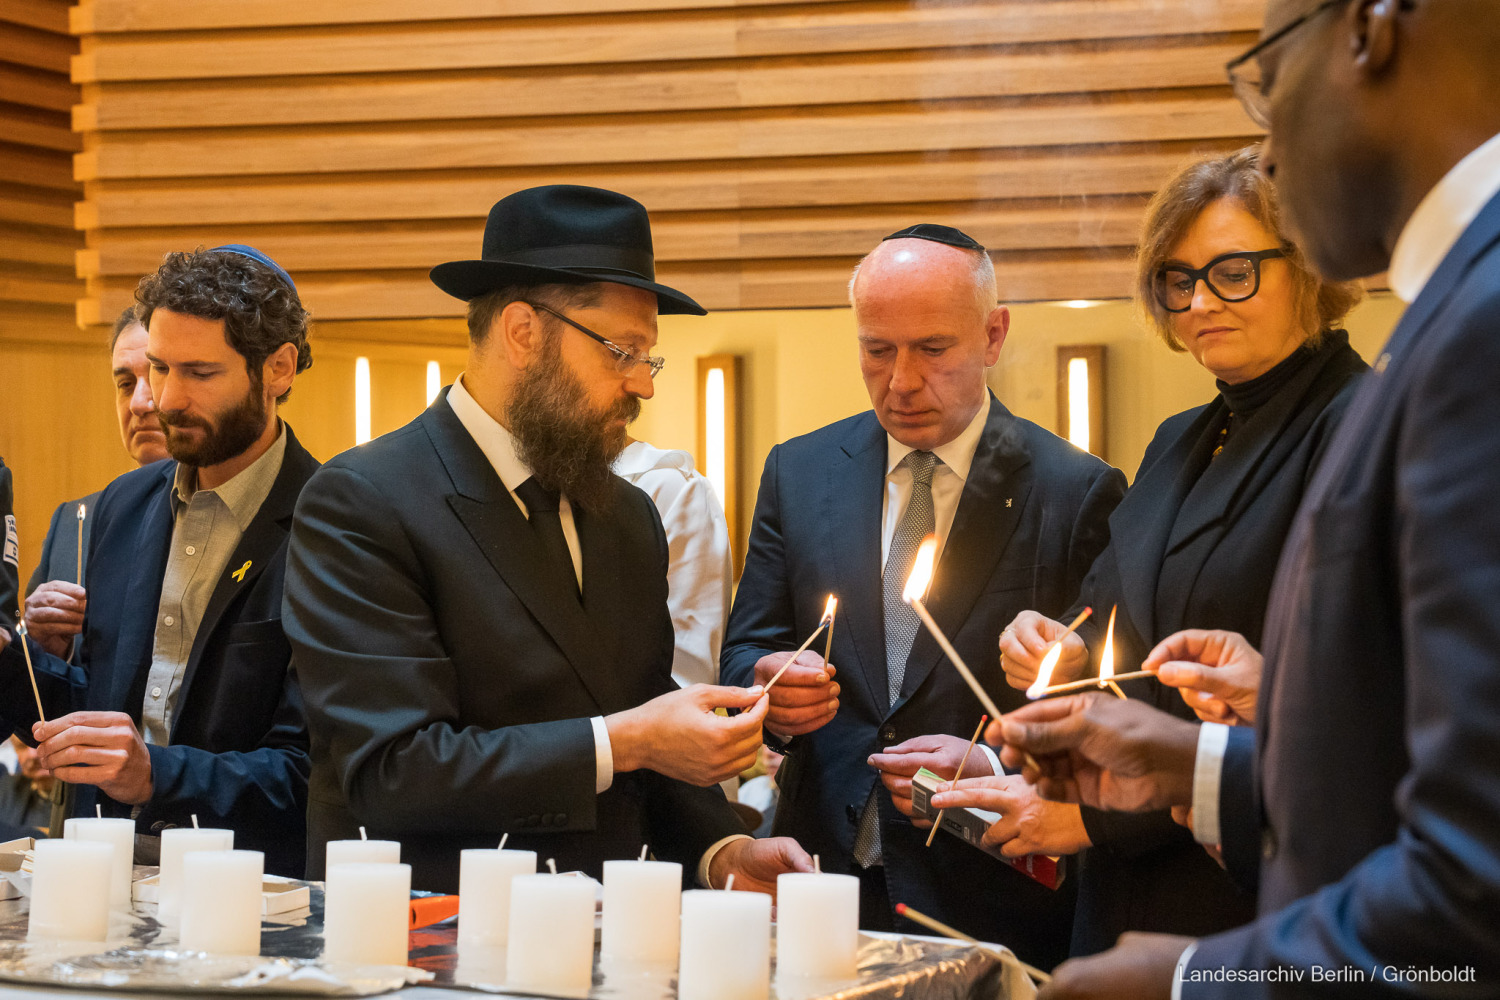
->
[1217,329,1350,420]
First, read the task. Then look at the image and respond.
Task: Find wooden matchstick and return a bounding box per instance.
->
[1037,670,1154,697]
[926,715,987,848]
[822,600,837,669]
[75,504,86,586]
[895,903,1050,984]
[761,619,831,693]
[12,623,46,725]
[910,599,1003,719]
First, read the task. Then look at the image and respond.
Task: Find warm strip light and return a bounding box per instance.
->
[1067,356,1090,453]
[426,361,441,406]
[355,356,372,445]
[705,366,727,507]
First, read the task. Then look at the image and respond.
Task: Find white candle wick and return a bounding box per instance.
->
[547,857,558,875]
[724,873,735,892]
[498,833,509,850]
[191,814,199,829]
[359,826,368,840]
[639,844,649,861]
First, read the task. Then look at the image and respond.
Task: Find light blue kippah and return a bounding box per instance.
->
[209,244,297,293]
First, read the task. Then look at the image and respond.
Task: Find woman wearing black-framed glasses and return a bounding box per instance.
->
[941,146,1369,958]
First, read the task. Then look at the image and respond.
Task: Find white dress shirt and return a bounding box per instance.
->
[1176,132,1500,998]
[612,441,733,689]
[1389,129,1500,303]
[447,377,609,791]
[881,394,991,568]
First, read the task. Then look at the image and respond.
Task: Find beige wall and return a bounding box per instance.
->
[3,290,1407,588]
[634,291,1409,554]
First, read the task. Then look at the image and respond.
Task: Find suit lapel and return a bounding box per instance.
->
[108,466,175,714]
[1167,344,1351,557]
[174,429,318,725]
[426,398,625,716]
[827,415,889,715]
[893,397,1029,715]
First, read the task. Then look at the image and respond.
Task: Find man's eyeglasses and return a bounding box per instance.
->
[524,301,666,378]
[1225,0,1347,128]
[1154,249,1286,313]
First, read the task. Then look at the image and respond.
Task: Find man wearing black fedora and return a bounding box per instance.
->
[284,185,814,892]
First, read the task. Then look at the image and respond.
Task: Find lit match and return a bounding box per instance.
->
[902,537,1002,720]
[1030,604,1153,697]
[762,594,837,693]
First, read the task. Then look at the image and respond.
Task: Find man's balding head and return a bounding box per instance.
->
[850,237,1008,451]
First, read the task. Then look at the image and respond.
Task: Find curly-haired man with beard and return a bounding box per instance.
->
[0,245,319,876]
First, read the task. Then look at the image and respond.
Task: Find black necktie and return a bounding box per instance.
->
[514,477,579,600]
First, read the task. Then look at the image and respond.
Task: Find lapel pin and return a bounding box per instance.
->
[231,560,252,582]
[1005,498,1012,508]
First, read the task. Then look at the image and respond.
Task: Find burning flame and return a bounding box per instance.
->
[77,503,86,521]
[822,594,838,624]
[1097,605,1118,681]
[1027,643,1065,700]
[901,537,939,605]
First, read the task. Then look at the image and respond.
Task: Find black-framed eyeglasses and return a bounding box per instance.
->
[524,301,666,378]
[1154,249,1287,313]
[1226,0,1346,128]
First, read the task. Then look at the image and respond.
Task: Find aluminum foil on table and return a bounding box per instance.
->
[0,877,1034,999]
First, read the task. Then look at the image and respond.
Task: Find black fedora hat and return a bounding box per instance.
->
[431,185,705,315]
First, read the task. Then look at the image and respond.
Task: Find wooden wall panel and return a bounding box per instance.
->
[72,0,1267,323]
[0,0,87,587]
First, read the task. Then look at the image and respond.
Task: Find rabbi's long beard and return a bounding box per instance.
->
[506,339,640,513]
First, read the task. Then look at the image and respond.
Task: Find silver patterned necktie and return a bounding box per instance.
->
[853,449,938,868]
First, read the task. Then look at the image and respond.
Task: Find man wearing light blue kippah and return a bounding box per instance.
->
[0,246,319,876]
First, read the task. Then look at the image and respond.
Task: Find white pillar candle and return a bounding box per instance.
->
[325,838,400,869]
[157,827,233,920]
[678,889,771,1000]
[63,816,135,908]
[29,839,113,942]
[505,874,596,994]
[179,850,263,955]
[457,848,535,952]
[600,859,681,970]
[775,872,860,980]
[323,862,411,966]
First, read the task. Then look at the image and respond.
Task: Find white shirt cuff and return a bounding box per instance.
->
[1171,941,1200,1000]
[591,715,614,794]
[977,743,1002,777]
[1191,723,1229,845]
[697,833,752,888]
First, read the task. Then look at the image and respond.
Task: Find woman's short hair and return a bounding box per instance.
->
[1135,145,1362,351]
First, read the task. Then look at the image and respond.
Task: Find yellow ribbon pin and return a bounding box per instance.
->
[231,560,252,582]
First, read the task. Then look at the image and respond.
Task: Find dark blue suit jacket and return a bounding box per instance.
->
[723,396,1125,969]
[1187,191,1500,994]
[26,494,101,661]
[0,428,317,876]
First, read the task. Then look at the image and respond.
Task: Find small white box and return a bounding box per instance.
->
[133,873,311,915]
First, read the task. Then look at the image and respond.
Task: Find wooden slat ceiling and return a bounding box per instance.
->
[0,0,82,332]
[71,0,1267,324]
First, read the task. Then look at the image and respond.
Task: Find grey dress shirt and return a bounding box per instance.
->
[141,428,286,747]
